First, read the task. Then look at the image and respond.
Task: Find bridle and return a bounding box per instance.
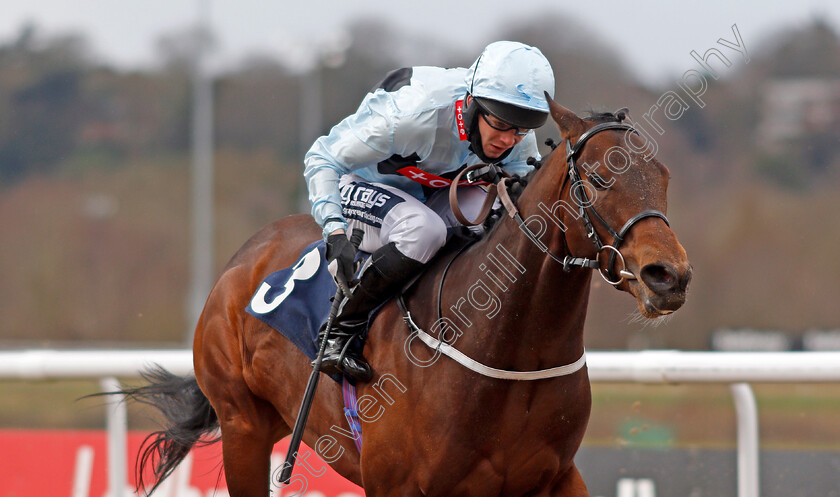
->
[498,121,670,286]
[399,120,671,380]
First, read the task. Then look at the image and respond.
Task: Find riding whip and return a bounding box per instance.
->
[278,228,364,485]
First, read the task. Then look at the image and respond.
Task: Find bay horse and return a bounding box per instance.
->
[128,96,691,497]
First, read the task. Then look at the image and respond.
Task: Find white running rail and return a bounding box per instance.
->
[4,349,840,497]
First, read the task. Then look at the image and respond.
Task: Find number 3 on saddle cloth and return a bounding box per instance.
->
[247,239,377,369]
[246,240,368,451]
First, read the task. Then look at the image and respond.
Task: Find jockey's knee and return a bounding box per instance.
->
[390,211,446,264]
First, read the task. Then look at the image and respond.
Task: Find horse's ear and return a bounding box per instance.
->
[545,91,585,141]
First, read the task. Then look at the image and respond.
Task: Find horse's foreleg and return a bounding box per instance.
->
[550,464,590,497]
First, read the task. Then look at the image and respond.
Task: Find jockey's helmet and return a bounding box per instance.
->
[464,41,555,131]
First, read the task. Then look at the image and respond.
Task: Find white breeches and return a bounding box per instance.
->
[338,173,487,263]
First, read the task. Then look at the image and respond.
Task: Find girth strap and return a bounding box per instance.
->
[398,296,587,381]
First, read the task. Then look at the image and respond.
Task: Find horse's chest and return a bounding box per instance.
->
[419,393,588,466]
[456,386,589,437]
[360,373,591,496]
[416,448,571,497]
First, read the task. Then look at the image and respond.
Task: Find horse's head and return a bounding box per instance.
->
[544,96,692,318]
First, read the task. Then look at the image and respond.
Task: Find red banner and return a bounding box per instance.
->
[396,166,486,189]
[455,100,467,141]
[0,429,364,497]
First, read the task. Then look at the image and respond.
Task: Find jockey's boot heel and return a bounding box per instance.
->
[317,242,424,382]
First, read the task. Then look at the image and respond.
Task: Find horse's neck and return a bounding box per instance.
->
[474,228,587,348]
[448,173,591,370]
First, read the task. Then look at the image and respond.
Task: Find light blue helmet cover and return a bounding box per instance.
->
[466,41,555,124]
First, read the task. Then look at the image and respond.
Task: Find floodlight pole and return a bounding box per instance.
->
[297,61,323,214]
[187,0,214,344]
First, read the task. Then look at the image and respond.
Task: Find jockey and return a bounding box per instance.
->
[304,41,555,381]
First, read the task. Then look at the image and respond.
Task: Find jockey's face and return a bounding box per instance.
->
[477,114,526,159]
[469,97,528,159]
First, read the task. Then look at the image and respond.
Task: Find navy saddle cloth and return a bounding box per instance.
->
[246,240,368,361]
[245,231,475,372]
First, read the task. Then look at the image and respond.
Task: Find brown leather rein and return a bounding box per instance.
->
[448,163,510,227]
[447,122,669,286]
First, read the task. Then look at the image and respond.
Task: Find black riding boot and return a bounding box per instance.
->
[318,242,424,382]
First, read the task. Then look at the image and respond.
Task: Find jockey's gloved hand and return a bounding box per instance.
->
[326,233,357,294]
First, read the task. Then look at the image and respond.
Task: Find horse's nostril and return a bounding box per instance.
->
[640,263,679,294]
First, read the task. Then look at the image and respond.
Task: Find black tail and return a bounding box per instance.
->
[115,365,221,494]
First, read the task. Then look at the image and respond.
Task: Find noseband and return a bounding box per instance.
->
[500,121,669,286]
[398,121,667,380]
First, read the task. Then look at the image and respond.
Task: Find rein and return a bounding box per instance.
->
[497,121,669,286]
[563,122,670,284]
[448,163,509,226]
[404,119,667,381]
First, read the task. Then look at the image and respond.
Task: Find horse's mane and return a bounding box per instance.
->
[583,108,628,124]
[477,108,629,236]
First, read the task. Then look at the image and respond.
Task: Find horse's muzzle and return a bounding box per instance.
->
[639,262,692,315]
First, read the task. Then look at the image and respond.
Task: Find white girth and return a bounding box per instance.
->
[403,310,587,381]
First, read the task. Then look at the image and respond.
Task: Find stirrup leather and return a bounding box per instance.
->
[335,333,362,367]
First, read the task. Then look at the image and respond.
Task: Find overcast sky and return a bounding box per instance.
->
[2,0,839,85]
